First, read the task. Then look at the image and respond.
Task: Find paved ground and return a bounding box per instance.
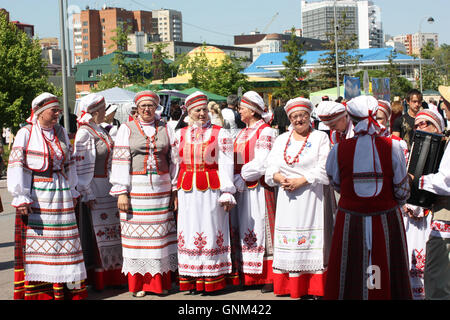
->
[0,177,293,302]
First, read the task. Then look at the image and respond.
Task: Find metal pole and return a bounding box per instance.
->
[334,1,340,97]
[65,0,72,77]
[59,0,70,131]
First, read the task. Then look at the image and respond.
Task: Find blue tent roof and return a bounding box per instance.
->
[243,48,416,75]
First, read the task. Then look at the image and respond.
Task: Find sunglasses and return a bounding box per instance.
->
[414,120,432,129]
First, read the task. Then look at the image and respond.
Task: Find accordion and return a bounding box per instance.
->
[406,130,446,208]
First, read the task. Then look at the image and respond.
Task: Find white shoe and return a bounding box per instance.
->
[132,290,146,298]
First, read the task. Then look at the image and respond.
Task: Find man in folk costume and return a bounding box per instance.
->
[230,91,276,292]
[8,93,87,300]
[74,94,126,291]
[110,90,179,297]
[415,86,450,300]
[324,95,412,300]
[316,100,354,145]
[176,91,237,293]
[265,97,335,299]
[377,99,430,299]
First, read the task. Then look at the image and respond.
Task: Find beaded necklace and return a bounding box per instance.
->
[283,128,311,165]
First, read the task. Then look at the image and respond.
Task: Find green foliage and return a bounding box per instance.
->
[146,42,172,84]
[316,10,360,89]
[178,45,252,96]
[96,22,152,90]
[421,42,450,90]
[0,12,59,131]
[273,27,309,101]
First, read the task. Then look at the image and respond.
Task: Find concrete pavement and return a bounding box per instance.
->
[0,177,292,301]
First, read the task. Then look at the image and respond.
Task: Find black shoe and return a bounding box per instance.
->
[260,284,273,293]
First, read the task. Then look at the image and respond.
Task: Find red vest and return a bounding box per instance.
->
[233,123,270,188]
[177,125,221,191]
[337,137,398,214]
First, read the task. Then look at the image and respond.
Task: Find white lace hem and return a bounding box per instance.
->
[25,272,87,284]
[273,259,325,273]
[122,254,178,276]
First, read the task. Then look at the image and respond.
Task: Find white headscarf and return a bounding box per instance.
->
[25,92,61,171]
[346,95,381,136]
[241,91,273,124]
[77,93,106,124]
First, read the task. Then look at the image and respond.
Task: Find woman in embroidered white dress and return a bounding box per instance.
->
[231,91,277,291]
[265,97,334,299]
[8,92,87,300]
[74,94,126,291]
[110,90,179,298]
[176,91,237,293]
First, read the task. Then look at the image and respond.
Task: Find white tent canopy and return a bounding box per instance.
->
[75,87,137,125]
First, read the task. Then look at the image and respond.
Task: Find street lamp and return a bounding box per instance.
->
[418,16,435,92]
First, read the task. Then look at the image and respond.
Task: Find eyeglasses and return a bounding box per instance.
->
[414,120,432,129]
[138,104,157,110]
[290,113,310,120]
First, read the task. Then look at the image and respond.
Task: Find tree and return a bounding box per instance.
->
[316,10,360,89]
[0,12,60,131]
[178,45,251,96]
[96,22,151,90]
[146,42,172,84]
[272,27,309,100]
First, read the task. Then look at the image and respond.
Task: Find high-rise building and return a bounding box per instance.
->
[72,6,154,64]
[393,33,439,56]
[151,9,183,42]
[301,0,384,49]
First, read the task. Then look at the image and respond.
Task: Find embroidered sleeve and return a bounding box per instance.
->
[62,127,80,199]
[241,127,276,182]
[218,128,236,194]
[74,128,96,202]
[265,133,285,187]
[109,123,131,196]
[7,127,34,207]
[167,124,179,191]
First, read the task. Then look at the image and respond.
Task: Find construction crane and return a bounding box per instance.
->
[262,12,279,34]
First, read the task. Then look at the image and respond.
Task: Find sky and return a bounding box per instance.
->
[1,0,449,49]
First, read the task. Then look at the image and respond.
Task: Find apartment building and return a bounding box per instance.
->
[151,9,183,42]
[72,7,154,64]
[393,33,439,56]
[301,0,384,49]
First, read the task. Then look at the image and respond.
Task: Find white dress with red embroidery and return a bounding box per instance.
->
[231,120,276,284]
[265,128,334,298]
[109,119,179,294]
[74,123,125,289]
[175,123,236,289]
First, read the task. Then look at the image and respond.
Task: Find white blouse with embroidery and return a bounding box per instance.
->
[7,125,79,207]
[109,119,179,195]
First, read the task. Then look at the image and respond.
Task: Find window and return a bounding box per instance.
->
[83,29,88,33]
[88,70,94,78]
[96,70,102,76]
[82,21,88,26]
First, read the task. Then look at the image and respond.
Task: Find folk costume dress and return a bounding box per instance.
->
[379,100,431,300]
[324,95,412,300]
[110,115,179,294]
[74,94,125,291]
[176,118,237,292]
[265,98,335,299]
[231,92,276,286]
[8,93,87,300]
